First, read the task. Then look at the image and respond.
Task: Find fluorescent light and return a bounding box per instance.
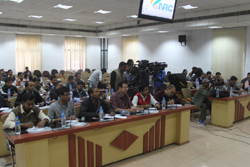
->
[209,26,222,29]
[94,21,105,24]
[179,5,198,10]
[9,0,23,3]
[28,15,43,18]
[54,4,72,9]
[63,19,76,22]
[122,35,130,36]
[0,12,2,15]
[75,36,82,37]
[158,31,168,33]
[94,10,111,14]
[127,15,138,18]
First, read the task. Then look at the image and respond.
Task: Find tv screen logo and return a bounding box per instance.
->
[151,0,174,12]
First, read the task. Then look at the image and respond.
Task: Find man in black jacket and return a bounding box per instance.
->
[2,77,18,98]
[78,87,115,120]
[15,81,45,107]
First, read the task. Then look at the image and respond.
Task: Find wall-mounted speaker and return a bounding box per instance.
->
[178,35,186,45]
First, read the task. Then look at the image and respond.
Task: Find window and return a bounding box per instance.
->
[65,37,86,71]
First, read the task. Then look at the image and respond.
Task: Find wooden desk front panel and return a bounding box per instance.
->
[14,109,190,167]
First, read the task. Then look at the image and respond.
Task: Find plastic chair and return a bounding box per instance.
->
[1,114,15,167]
[8,97,17,108]
[42,71,50,78]
[33,70,42,78]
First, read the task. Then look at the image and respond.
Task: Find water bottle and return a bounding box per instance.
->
[106,86,109,99]
[15,116,21,135]
[216,88,219,98]
[40,77,43,83]
[230,87,233,96]
[7,88,11,98]
[58,97,60,100]
[248,86,250,94]
[69,84,72,91]
[27,77,29,81]
[111,88,114,95]
[61,111,66,127]
[99,106,104,121]
[196,80,199,89]
[23,81,25,87]
[43,81,45,86]
[89,83,92,88]
[162,97,166,109]
[70,89,73,101]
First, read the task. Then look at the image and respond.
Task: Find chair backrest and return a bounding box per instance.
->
[51,69,58,76]
[43,71,50,78]
[1,113,9,124]
[187,81,194,88]
[181,88,192,99]
[64,71,71,75]
[34,70,42,78]
[8,97,17,108]
[41,108,49,115]
[237,83,243,88]
[75,105,80,118]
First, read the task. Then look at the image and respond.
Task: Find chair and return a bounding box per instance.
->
[75,105,81,118]
[33,70,42,78]
[181,88,196,120]
[8,97,17,108]
[1,114,15,167]
[51,69,58,76]
[42,71,50,78]
[41,107,49,115]
[59,70,65,76]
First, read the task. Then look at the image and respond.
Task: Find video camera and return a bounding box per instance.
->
[210,78,224,87]
[128,60,167,96]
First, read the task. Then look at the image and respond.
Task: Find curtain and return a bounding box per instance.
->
[65,37,86,71]
[122,36,138,63]
[212,28,245,80]
[16,35,42,73]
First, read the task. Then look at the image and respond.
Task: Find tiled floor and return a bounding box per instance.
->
[1,118,250,167]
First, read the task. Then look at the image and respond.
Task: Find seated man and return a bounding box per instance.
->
[87,69,106,88]
[47,86,76,128]
[195,73,206,85]
[132,84,160,109]
[0,94,9,107]
[73,81,88,100]
[0,74,5,92]
[23,66,32,76]
[15,81,45,107]
[14,72,26,88]
[78,87,115,120]
[110,81,143,113]
[74,72,86,89]
[65,75,77,89]
[154,85,181,105]
[3,93,49,129]
[241,72,250,90]
[34,78,46,95]
[191,79,215,125]
[2,77,18,98]
[206,71,213,81]
[227,76,246,94]
[182,69,191,81]
[46,75,57,90]
[45,81,63,104]
[164,71,171,82]
[3,69,15,82]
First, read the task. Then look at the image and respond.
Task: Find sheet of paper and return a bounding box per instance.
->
[115,114,127,119]
[104,115,115,119]
[0,107,10,111]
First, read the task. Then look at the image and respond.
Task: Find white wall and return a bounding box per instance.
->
[0,33,16,73]
[86,38,100,71]
[244,26,250,77]
[108,37,122,72]
[42,36,65,73]
[138,30,213,74]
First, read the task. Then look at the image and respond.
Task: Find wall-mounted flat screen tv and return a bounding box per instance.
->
[138,0,177,23]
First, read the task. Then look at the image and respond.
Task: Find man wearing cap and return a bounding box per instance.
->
[191,78,215,125]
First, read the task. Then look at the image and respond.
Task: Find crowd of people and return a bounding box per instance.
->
[1,61,250,129]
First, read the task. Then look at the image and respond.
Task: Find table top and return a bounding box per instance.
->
[208,93,250,101]
[2,105,196,145]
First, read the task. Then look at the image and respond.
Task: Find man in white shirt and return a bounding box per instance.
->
[87,69,106,88]
[132,84,160,109]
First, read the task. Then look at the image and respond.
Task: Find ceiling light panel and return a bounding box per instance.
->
[94,10,111,14]
[9,0,23,3]
[28,15,43,18]
[54,4,73,9]
[179,5,198,10]
[63,19,76,21]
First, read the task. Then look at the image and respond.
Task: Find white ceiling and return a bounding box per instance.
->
[1,0,250,37]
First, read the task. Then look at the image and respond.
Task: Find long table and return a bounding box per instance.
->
[2,105,196,167]
[209,94,250,128]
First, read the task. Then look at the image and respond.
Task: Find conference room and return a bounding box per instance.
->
[1,0,250,166]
